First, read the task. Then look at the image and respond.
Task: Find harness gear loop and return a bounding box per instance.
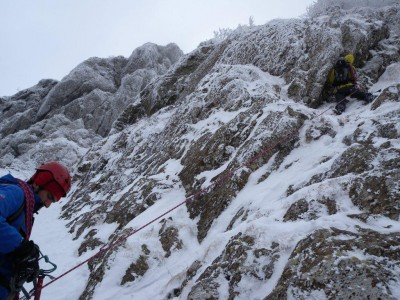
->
[18,251,57,300]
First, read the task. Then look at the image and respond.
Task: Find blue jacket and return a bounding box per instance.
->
[0,174,42,299]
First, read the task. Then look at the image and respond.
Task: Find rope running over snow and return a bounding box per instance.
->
[41,93,355,290]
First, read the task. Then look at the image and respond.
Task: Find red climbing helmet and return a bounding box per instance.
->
[31,161,71,201]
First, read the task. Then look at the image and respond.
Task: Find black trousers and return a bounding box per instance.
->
[335,86,367,102]
[334,86,368,113]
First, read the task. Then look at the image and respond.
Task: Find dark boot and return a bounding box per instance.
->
[365,93,375,103]
[334,102,346,115]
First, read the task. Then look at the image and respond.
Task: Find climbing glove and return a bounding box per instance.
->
[9,240,40,290]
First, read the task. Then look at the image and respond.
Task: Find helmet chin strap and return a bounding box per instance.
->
[31,182,41,193]
[30,183,46,208]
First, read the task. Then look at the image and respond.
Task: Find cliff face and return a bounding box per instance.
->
[0,43,183,170]
[2,2,400,300]
[62,3,399,299]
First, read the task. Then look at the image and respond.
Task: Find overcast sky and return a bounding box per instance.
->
[0,0,316,96]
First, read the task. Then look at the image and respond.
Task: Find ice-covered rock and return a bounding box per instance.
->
[2,1,400,299]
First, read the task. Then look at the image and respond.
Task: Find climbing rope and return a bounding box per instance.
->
[15,179,35,239]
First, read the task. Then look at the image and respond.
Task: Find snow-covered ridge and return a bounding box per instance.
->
[1,1,400,299]
[0,43,183,171]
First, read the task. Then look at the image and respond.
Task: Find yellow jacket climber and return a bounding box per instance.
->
[328,54,374,115]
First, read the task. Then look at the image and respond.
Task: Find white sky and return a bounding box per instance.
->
[0,0,316,97]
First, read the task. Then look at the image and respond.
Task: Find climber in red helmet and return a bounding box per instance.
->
[0,162,71,300]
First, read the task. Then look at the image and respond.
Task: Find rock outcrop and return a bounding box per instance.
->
[0,43,183,170]
[2,1,400,299]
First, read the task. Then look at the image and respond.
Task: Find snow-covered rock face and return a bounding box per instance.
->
[0,43,183,170]
[53,3,400,300]
[2,2,400,300]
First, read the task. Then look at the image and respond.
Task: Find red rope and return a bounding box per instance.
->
[42,199,189,289]
[41,94,352,290]
[16,179,35,239]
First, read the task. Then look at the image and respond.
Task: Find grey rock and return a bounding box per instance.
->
[265,228,400,300]
[2,3,400,300]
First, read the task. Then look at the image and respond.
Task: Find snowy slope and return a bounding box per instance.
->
[20,68,399,300]
[1,1,400,299]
